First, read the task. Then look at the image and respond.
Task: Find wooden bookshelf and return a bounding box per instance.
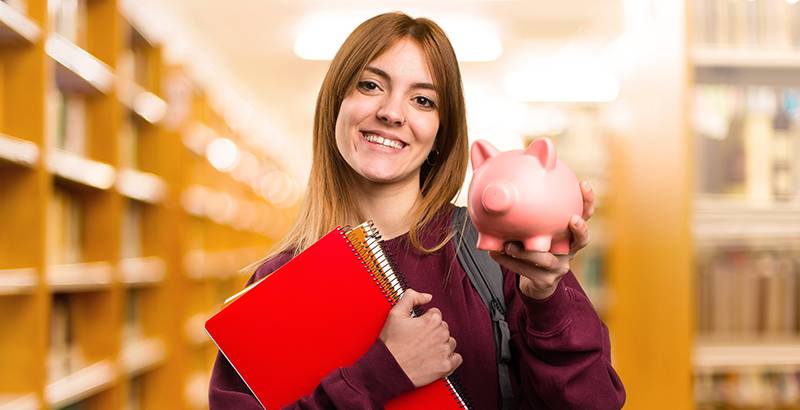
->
[119,256,166,286]
[692,47,800,69]
[0,0,49,408]
[0,1,40,44]
[47,261,114,292]
[0,133,39,167]
[116,168,167,204]
[687,0,800,408]
[0,393,39,410]
[184,312,211,347]
[120,337,167,377]
[1,1,289,410]
[46,34,114,94]
[45,360,116,408]
[0,267,38,295]
[48,149,116,190]
[604,2,693,409]
[693,196,800,246]
[184,372,210,410]
[118,82,167,124]
[694,339,800,372]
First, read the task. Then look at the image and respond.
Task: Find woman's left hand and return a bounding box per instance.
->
[489,181,595,300]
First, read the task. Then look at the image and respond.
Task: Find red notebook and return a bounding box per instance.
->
[205,221,470,410]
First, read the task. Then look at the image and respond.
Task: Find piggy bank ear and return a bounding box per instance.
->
[524,138,557,170]
[470,139,499,171]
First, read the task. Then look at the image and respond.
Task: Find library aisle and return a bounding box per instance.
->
[1,0,297,409]
[0,0,799,409]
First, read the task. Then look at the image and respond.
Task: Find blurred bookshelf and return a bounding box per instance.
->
[0,0,297,409]
[691,0,800,408]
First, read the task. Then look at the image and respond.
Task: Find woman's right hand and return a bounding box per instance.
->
[379,289,462,387]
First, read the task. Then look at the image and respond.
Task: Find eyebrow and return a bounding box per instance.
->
[364,66,437,93]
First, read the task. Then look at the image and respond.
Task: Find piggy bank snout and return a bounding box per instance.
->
[481,182,517,215]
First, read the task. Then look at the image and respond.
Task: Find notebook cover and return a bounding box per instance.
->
[205,227,468,409]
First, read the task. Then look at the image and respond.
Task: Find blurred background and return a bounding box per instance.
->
[0,0,798,409]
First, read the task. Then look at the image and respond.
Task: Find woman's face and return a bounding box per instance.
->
[335,38,440,188]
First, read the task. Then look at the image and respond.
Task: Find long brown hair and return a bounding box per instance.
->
[267,12,468,259]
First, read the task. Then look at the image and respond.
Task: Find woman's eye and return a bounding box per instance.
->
[357,81,380,91]
[415,96,435,108]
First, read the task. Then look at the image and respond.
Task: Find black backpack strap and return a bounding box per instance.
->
[451,206,514,409]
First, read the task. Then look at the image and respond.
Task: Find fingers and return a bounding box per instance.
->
[423,307,443,325]
[423,309,451,344]
[394,289,432,317]
[491,251,569,280]
[502,242,560,270]
[492,251,547,275]
[446,352,463,377]
[569,214,590,254]
[580,180,595,220]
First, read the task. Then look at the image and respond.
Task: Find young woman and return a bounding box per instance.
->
[209,12,625,410]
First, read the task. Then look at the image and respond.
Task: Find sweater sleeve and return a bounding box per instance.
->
[208,254,415,410]
[503,269,626,410]
[209,338,414,409]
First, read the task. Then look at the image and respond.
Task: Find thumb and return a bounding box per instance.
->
[394,288,432,316]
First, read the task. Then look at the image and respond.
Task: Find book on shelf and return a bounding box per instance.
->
[47,88,86,155]
[693,0,800,49]
[47,295,85,383]
[742,87,773,204]
[47,294,71,382]
[794,3,800,48]
[695,370,800,408]
[696,247,799,338]
[123,289,142,344]
[772,105,793,200]
[47,187,83,265]
[693,84,800,201]
[121,201,142,259]
[47,0,87,47]
[47,0,88,48]
[126,376,142,410]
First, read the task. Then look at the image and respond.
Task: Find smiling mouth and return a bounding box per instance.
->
[361,132,407,150]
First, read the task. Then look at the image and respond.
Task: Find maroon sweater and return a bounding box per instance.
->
[209,205,625,409]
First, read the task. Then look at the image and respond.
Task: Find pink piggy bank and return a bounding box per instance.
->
[467,138,583,254]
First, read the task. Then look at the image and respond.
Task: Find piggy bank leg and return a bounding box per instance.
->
[523,235,553,253]
[476,233,505,252]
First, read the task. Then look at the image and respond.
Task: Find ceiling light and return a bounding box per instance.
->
[293,12,502,62]
[206,138,240,172]
[505,55,619,103]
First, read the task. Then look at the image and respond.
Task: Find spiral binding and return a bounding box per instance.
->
[343,221,405,305]
[341,221,473,410]
[445,373,473,409]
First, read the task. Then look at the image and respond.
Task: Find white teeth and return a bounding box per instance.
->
[363,133,404,149]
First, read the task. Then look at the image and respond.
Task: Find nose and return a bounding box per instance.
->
[376,95,405,127]
[482,182,516,215]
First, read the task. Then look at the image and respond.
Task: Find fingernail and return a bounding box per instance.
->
[571,215,581,226]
